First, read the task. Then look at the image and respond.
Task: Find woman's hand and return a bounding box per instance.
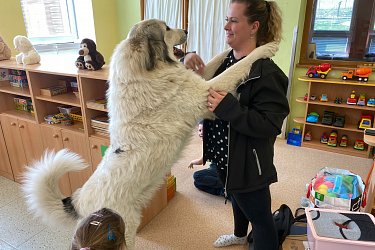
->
[207,88,227,112]
[183,53,205,75]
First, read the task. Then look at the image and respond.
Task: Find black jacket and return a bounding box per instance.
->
[204,58,290,193]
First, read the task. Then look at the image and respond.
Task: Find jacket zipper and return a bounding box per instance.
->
[235,75,260,93]
[224,123,230,203]
[252,149,262,175]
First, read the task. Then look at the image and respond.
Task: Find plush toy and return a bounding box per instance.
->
[75,38,105,70]
[13,35,40,65]
[0,36,11,60]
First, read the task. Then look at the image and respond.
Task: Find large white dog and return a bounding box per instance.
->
[22,19,278,249]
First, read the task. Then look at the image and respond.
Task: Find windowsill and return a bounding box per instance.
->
[38,49,78,61]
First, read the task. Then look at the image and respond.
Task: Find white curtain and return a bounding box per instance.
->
[186,0,230,63]
[144,0,183,28]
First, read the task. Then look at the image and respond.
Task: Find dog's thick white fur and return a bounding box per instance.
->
[22,19,278,249]
[13,35,40,65]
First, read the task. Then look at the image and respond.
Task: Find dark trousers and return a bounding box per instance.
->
[231,186,278,250]
[193,162,224,196]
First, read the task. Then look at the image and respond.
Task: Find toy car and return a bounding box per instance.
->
[306,112,319,123]
[320,133,328,144]
[327,130,338,147]
[359,114,372,130]
[310,95,317,101]
[357,93,366,106]
[304,131,312,141]
[320,94,328,102]
[339,135,348,147]
[354,139,365,150]
[334,97,343,104]
[347,90,357,105]
[304,93,308,101]
[367,97,375,107]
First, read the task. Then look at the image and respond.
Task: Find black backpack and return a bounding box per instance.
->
[247,204,295,246]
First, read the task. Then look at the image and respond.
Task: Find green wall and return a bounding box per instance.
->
[0,0,27,56]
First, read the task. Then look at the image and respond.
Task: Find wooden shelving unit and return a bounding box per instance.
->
[0,58,169,229]
[295,76,375,158]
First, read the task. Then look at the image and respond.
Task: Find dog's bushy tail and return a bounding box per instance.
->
[22,149,88,227]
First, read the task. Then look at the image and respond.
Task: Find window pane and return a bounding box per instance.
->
[313,0,354,31]
[312,36,349,58]
[21,0,78,44]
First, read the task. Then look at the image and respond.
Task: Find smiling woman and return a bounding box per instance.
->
[300,0,375,67]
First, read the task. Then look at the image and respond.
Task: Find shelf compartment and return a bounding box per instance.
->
[302,140,369,158]
[1,110,35,122]
[294,117,367,133]
[0,81,31,97]
[35,92,81,107]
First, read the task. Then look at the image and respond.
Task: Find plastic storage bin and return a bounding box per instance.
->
[306,207,375,250]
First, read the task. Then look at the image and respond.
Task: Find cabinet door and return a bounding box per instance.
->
[18,120,44,165]
[41,125,71,196]
[0,115,27,183]
[61,130,92,193]
[0,121,13,180]
[89,136,109,171]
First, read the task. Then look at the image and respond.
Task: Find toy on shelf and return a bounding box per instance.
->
[304,131,312,141]
[341,67,372,82]
[333,97,343,104]
[347,90,357,105]
[354,139,365,150]
[13,35,40,65]
[358,114,372,130]
[319,93,328,102]
[320,133,328,144]
[310,95,317,101]
[357,93,366,106]
[75,38,105,70]
[332,115,345,127]
[306,112,319,123]
[304,93,308,101]
[0,36,11,61]
[327,130,338,147]
[339,135,348,147]
[367,97,375,107]
[306,63,331,79]
[321,111,335,125]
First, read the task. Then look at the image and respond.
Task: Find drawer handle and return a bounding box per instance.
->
[63,137,69,141]
[19,125,24,129]
[53,134,59,138]
[10,122,16,126]
[92,145,98,149]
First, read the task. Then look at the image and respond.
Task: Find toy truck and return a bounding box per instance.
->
[341,67,372,82]
[306,63,331,79]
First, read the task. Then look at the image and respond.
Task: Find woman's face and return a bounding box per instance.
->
[224,2,257,50]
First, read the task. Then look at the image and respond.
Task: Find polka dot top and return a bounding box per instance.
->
[203,51,245,169]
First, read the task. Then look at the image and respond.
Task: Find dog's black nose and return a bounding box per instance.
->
[184,30,188,35]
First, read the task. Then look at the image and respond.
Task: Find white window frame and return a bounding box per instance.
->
[20,0,96,53]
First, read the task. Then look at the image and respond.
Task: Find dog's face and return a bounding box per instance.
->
[13,35,33,53]
[126,19,187,70]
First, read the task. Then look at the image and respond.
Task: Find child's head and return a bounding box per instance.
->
[198,120,203,139]
[71,208,125,250]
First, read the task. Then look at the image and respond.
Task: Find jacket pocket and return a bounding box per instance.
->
[252,149,262,175]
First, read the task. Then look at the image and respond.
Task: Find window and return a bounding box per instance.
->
[20,0,96,52]
[300,0,375,66]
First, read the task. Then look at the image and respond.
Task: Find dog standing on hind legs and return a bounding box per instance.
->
[22,19,278,250]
